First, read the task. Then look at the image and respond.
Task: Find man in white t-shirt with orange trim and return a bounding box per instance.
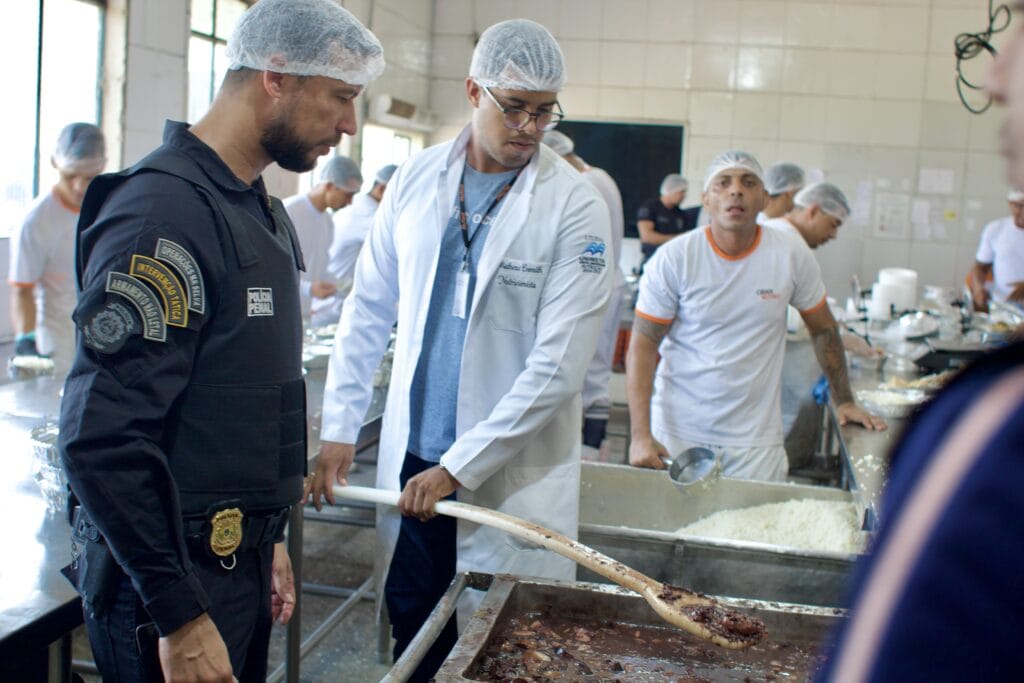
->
[969,188,1024,311]
[9,122,106,369]
[762,181,850,250]
[627,150,885,481]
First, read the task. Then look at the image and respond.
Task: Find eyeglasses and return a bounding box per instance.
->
[480,84,564,132]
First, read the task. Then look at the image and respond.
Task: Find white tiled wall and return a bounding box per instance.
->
[429,0,1012,299]
[120,0,188,166]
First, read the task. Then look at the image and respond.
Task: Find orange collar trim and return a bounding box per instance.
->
[53,189,80,215]
[705,225,761,261]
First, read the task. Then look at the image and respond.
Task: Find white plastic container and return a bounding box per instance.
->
[868,282,900,319]
[878,267,918,311]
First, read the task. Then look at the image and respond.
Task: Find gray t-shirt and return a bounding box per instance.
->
[407,164,518,461]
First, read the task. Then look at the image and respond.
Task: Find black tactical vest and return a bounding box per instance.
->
[79,148,308,517]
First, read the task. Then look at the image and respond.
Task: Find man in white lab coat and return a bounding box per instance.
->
[306,19,611,681]
[321,162,398,322]
[543,129,626,460]
[282,155,362,325]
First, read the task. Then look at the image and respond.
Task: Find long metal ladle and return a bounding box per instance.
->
[331,484,763,649]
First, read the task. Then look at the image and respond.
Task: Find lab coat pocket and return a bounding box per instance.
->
[502,461,576,551]
[486,259,547,334]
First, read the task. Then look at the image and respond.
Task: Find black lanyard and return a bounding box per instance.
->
[457,165,523,259]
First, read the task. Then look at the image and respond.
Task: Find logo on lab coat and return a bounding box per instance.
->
[579,241,607,274]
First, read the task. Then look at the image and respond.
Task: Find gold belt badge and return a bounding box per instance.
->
[209,508,244,557]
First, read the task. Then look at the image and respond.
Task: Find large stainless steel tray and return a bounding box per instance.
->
[435,575,841,682]
[578,462,865,606]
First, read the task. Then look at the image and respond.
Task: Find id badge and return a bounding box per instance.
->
[453,264,470,319]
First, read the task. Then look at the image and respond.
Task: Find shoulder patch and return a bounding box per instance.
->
[155,238,205,314]
[130,255,188,328]
[80,300,140,354]
[106,272,167,341]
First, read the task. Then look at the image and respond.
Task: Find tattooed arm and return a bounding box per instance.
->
[627,315,674,468]
[802,305,888,431]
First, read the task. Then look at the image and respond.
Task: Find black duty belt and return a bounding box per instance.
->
[184,506,290,558]
[70,505,289,564]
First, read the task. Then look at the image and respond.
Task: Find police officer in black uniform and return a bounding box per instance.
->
[636,173,699,264]
[57,2,384,681]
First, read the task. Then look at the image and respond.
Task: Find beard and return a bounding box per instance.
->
[480,130,535,170]
[261,114,325,173]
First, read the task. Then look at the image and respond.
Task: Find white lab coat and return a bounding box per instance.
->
[322,125,612,603]
[580,167,626,418]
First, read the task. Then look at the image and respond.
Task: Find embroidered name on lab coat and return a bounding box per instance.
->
[498,259,545,289]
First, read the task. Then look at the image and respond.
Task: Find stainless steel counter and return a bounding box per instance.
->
[0,365,385,682]
[830,365,914,525]
[0,374,76,678]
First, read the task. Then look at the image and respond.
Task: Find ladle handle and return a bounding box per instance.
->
[331,485,656,595]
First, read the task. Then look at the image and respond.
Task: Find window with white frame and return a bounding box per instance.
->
[299,124,424,195]
[0,0,104,237]
[187,0,248,126]
[357,124,424,192]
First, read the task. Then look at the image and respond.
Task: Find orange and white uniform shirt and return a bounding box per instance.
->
[635,224,826,479]
[9,190,79,362]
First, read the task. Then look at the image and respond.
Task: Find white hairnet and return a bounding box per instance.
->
[469,19,566,92]
[1008,188,1024,203]
[764,162,805,195]
[320,155,362,191]
[53,122,105,172]
[226,0,385,86]
[660,173,688,195]
[703,150,765,192]
[374,164,398,185]
[795,182,851,222]
[542,130,574,156]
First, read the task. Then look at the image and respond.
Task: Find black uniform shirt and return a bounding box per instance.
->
[59,121,278,636]
[637,198,699,258]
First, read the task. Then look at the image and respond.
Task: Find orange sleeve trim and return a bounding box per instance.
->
[799,295,829,315]
[635,309,673,325]
[8,281,36,288]
[705,225,762,261]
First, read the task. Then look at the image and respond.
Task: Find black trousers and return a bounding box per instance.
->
[384,452,458,683]
[84,542,274,683]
